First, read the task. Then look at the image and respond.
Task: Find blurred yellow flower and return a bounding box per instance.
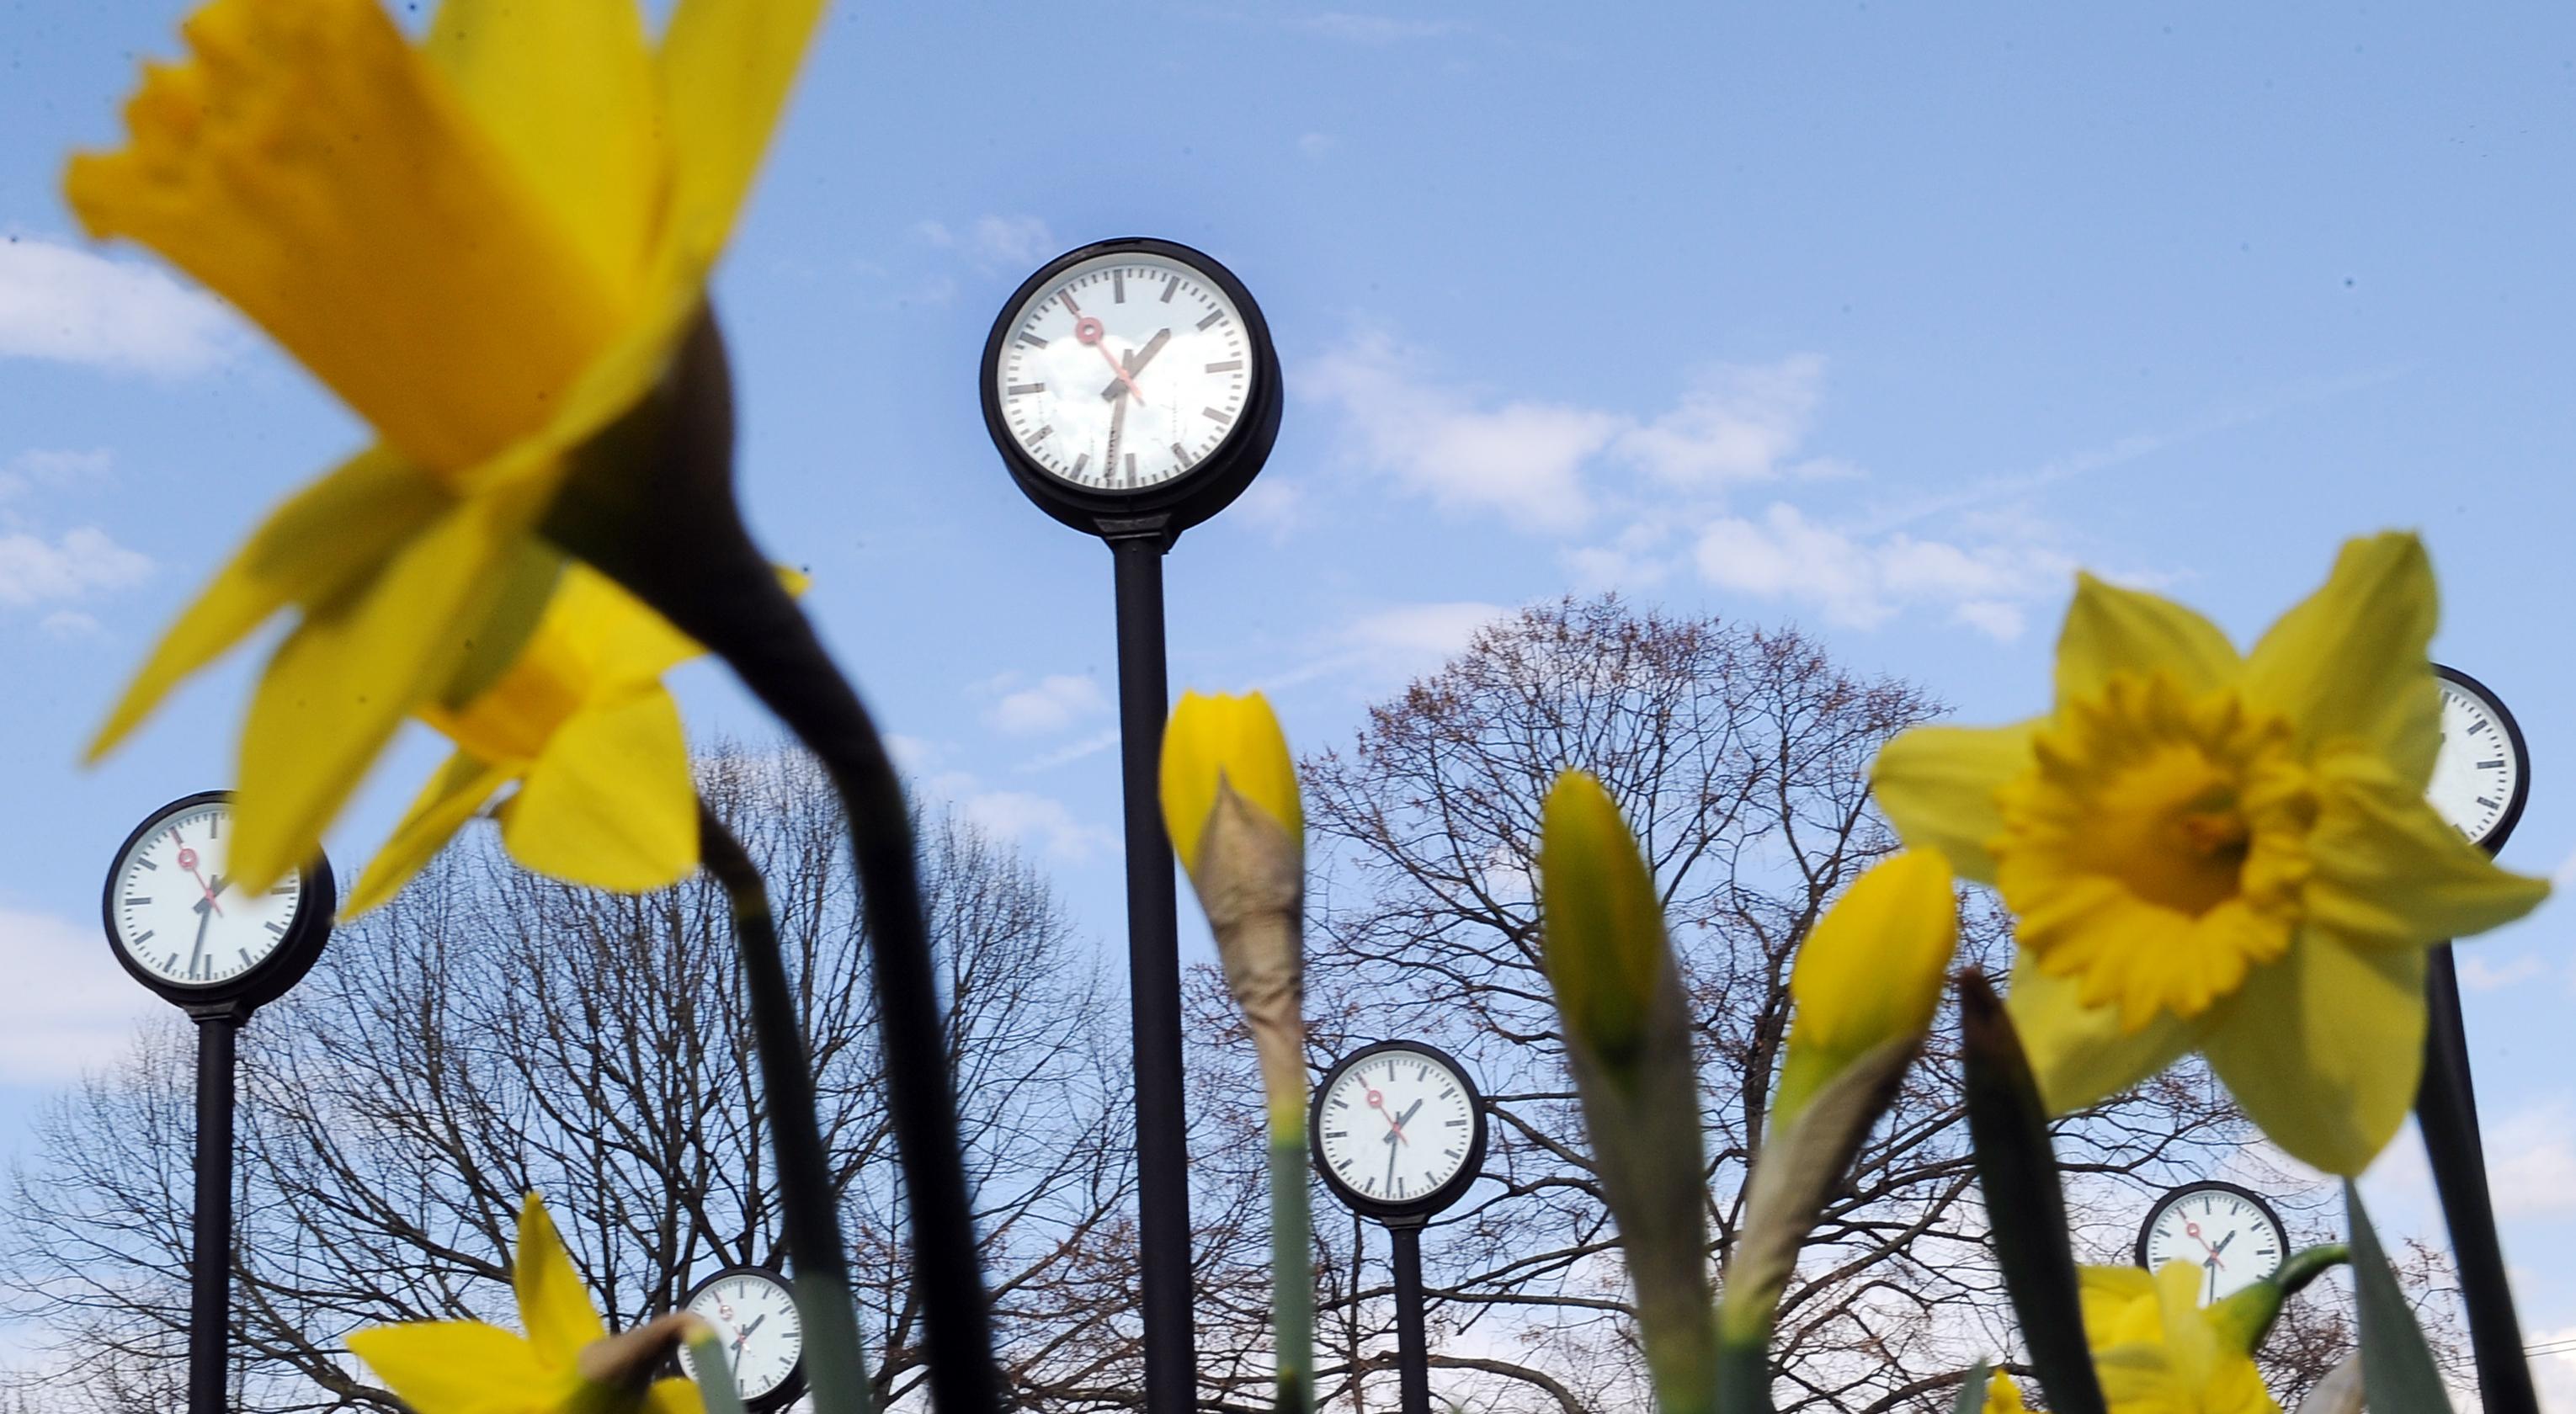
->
[1872,534,2548,1173]
[1160,690,1302,880]
[69,0,824,889]
[1537,770,1671,1072]
[2078,1262,2280,1414]
[1771,849,1958,1130]
[1981,1370,2026,1414]
[344,566,709,917]
[347,1193,703,1414]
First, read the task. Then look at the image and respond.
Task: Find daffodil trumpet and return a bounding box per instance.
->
[1159,691,1313,1413]
[695,805,877,1414]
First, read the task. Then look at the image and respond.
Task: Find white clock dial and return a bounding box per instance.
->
[2138,1186,2284,1305]
[993,252,1254,492]
[2427,676,2523,847]
[107,800,308,988]
[679,1270,803,1400]
[1317,1050,1479,1206]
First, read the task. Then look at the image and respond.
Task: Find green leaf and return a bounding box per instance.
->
[1957,972,2105,1414]
[1950,1362,1993,1414]
[686,1333,751,1414]
[2346,1183,2451,1414]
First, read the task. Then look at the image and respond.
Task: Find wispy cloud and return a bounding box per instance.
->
[954,789,1115,862]
[0,448,114,502]
[1259,599,1511,691]
[0,906,155,1082]
[917,214,1060,272]
[0,234,244,375]
[1694,502,2073,642]
[0,526,152,607]
[2458,950,2552,991]
[980,672,1110,736]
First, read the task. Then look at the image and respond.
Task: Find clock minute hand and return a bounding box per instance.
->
[2211,1231,2236,1255]
[187,901,213,975]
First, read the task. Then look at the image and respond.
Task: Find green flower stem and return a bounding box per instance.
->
[1269,1122,1315,1414]
[548,311,998,1414]
[698,805,876,1414]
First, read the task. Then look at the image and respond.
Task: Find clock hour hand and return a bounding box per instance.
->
[1101,329,1172,400]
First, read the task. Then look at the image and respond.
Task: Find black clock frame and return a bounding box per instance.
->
[680,1264,809,1414]
[978,237,1283,545]
[1310,1039,1490,1225]
[2132,1179,2286,1271]
[100,789,337,1020]
[2432,664,2531,853]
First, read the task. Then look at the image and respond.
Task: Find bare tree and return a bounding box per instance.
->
[3,748,1143,1412]
[1249,596,2258,1414]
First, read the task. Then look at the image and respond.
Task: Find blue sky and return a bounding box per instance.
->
[4,0,2575,1395]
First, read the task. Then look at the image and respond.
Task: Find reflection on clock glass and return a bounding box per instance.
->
[2427,682,2519,844]
[995,252,1253,492]
[111,803,305,987]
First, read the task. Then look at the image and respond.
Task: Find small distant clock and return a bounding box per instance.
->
[678,1266,806,1412]
[101,791,333,1015]
[1312,1040,1488,1223]
[2137,1181,2286,1306]
[980,237,1283,542]
[2427,666,2530,853]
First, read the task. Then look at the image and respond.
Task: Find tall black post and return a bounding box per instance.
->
[1387,1222,1431,1414]
[189,1009,240,1414]
[1110,528,1198,1414]
[2418,944,2539,1414]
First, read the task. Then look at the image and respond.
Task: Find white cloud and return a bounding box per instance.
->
[2485,1100,2576,1220]
[1694,503,2069,641]
[1613,355,1826,490]
[1305,332,1621,531]
[2458,950,2551,991]
[0,235,244,375]
[957,790,1115,863]
[38,609,101,639]
[0,447,114,502]
[0,907,157,1082]
[968,215,1056,269]
[1345,600,1506,665]
[0,526,152,606]
[983,672,1109,736]
[1293,12,1466,43]
[1018,727,1120,773]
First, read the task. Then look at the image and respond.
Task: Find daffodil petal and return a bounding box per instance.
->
[344,750,512,917]
[346,1321,559,1412]
[2077,1263,2160,1348]
[1868,720,2041,884]
[229,494,525,890]
[2305,756,2552,947]
[2201,930,2427,1176]
[2242,533,2441,787]
[554,564,705,686]
[514,1193,609,1366]
[499,691,699,892]
[423,0,662,301]
[2055,572,2243,706]
[2005,951,2196,1114]
[439,532,567,710]
[647,1376,709,1414]
[656,0,828,263]
[88,444,444,761]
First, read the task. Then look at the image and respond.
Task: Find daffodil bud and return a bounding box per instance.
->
[1536,771,1671,1074]
[1772,849,1959,1131]
[1161,691,1306,1127]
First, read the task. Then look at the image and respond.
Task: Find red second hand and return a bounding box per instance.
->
[176,842,224,917]
[1365,1087,1408,1143]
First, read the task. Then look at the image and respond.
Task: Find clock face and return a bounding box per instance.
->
[2427,672,2525,848]
[1315,1046,1482,1209]
[106,799,310,989]
[2138,1184,2284,1305]
[679,1269,803,1401]
[991,250,1256,493]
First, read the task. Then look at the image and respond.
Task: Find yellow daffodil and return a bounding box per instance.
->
[344,566,711,917]
[1982,1370,2027,1414]
[348,1193,704,1414]
[1772,848,1958,1130]
[1872,533,2549,1173]
[68,0,825,890]
[1536,770,1672,1071]
[1160,690,1303,880]
[2078,1262,2280,1414]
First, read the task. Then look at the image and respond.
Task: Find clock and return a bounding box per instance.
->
[2136,1181,2286,1306]
[677,1266,806,1412]
[1312,1040,1488,1223]
[2427,665,2530,853]
[980,237,1282,542]
[101,791,333,1015]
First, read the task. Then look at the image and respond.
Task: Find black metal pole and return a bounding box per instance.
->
[189,1010,239,1414]
[2417,942,2538,1414]
[1110,529,1198,1414]
[1387,1222,1431,1414]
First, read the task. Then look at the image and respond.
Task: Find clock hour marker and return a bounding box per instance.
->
[238,949,254,968]
[1170,442,1188,463]
[1195,310,1226,331]
[2478,758,2506,769]
[135,857,157,870]
[1015,332,1048,348]
[1072,453,1090,478]
[1112,269,1126,303]
[132,929,155,945]
[1124,453,1136,481]
[2467,719,2490,735]
[1202,407,1231,424]
[270,882,296,896]
[2477,795,2499,809]
[1031,425,1054,444]
[1007,382,1045,395]
[265,920,287,938]
[1162,274,1179,302]
[126,896,152,906]
[1205,359,1243,372]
